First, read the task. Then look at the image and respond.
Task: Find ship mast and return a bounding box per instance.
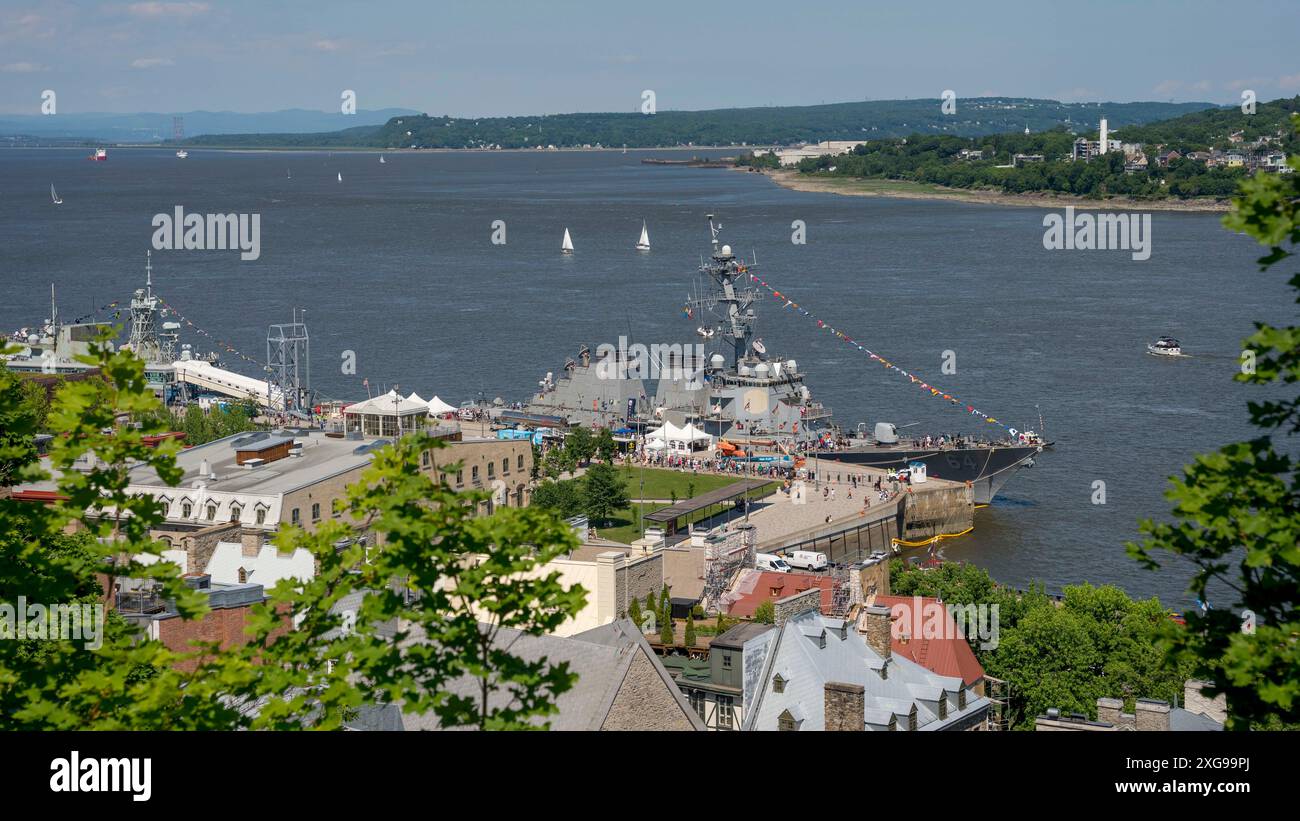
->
[688,214,758,368]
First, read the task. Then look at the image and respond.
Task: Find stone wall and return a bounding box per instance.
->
[601,648,698,731]
[824,682,865,731]
[773,588,822,627]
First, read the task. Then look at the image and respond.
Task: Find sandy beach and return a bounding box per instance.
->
[747,167,1233,213]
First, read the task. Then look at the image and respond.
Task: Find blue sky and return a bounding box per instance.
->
[1,0,1297,115]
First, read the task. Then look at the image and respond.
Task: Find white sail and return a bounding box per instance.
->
[337,172,342,182]
[636,220,650,250]
[379,155,386,163]
[50,184,61,204]
[561,228,574,253]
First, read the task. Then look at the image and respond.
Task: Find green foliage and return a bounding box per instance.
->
[564,426,594,465]
[581,462,629,526]
[186,98,1216,150]
[177,401,260,447]
[890,561,1190,729]
[753,600,775,624]
[659,613,674,647]
[593,427,617,463]
[685,615,696,647]
[1,339,590,731]
[541,445,574,480]
[530,478,583,519]
[1128,115,1300,730]
[628,597,643,629]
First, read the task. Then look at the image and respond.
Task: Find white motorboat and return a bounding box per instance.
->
[1147,336,1183,357]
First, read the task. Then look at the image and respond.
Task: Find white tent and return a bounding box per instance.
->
[344,389,428,416]
[645,421,714,453]
[427,395,456,416]
[406,391,425,405]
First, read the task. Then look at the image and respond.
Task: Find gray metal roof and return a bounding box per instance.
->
[642,479,771,523]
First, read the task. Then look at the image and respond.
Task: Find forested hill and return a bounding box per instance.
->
[179,98,1217,149]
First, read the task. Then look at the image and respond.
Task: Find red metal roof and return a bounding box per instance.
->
[875,595,985,686]
[726,571,837,618]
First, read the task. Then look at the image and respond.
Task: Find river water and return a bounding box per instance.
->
[2,146,1289,609]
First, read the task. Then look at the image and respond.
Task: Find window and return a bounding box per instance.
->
[688,690,705,720]
[292,508,300,525]
[517,454,524,470]
[311,503,320,521]
[487,462,494,478]
[908,704,918,731]
[778,709,797,732]
[773,674,786,694]
[205,503,217,521]
[502,457,509,475]
[717,696,734,730]
[181,501,192,518]
[421,450,430,468]
[238,567,247,584]
[255,507,266,525]
[721,652,732,669]
[229,504,242,522]
[472,466,479,482]
[456,471,463,485]
[159,536,172,548]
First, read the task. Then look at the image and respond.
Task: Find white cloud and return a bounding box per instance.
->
[131,57,175,69]
[313,39,344,52]
[1,61,46,73]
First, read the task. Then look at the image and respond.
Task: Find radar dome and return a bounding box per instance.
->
[786,359,798,373]
[754,363,770,378]
[721,244,732,256]
[710,354,725,370]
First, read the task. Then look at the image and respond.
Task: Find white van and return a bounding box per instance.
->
[787,550,828,571]
[755,553,792,573]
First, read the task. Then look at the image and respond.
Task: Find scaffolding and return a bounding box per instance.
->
[267,310,311,416]
[985,675,1011,731]
[700,523,755,614]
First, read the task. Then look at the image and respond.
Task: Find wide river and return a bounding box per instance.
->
[2,146,1289,609]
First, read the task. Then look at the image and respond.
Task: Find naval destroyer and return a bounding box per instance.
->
[528,215,1047,504]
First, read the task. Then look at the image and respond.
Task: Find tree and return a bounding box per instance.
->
[659,612,674,647]
[564,426,594,466]
[530,479,582,519]
[685,614,697,647]
[629,597,643,629]
[753,600,775,624]
[582,462,629,526]
[1129,117,1300,730]
[594,427,617,463]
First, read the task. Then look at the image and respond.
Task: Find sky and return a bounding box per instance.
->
[1,0,1297,116]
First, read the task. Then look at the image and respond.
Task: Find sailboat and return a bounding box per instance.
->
[379,155,386,164]
[50,184,62,205]
[337,172,343,182]
[636,220,650,251]
[561,228,574,254]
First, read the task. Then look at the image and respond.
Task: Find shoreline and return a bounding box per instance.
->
[749,168,1233,213]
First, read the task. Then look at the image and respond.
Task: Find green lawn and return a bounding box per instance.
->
[616,466,743,501]
[812,176,976,197]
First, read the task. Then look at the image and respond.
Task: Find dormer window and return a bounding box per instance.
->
[229,504,242,522]
[938,692,948,720]
[778,709,797,732]
[255,506,267,525]
[958,689,967,710]
[908,704,918,731]
[237,567,247,583]
[773,674,786,694]
[181,500,193,518]
[818,629,826,650]
[205,502,217,521]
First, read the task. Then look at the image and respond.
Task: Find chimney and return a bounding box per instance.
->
[860,605,892,661]
[1096,697,1124,726]
[824,682,865,731]
[240,528,264,558]
[1135,698,1171,732]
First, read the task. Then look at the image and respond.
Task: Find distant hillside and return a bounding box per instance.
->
[0,108,419,143]
[781,97,1299,201]
[175,98,1219,149]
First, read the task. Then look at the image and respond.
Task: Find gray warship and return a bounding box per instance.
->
[527,215,1048,503]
